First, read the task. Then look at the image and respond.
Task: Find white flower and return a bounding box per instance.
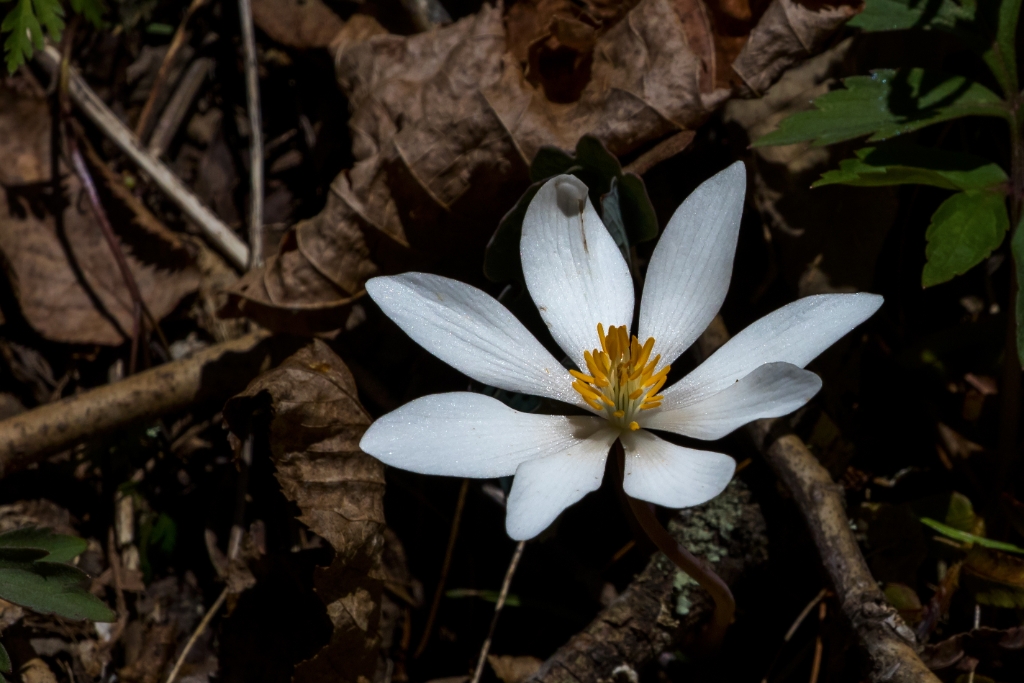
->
[359,162,882,540]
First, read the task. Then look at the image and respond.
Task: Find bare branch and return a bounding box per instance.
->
[0,332,276,475]
[35,46,250,270]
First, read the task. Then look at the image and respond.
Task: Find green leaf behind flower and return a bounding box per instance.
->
[921,517,1024,553]
[922,190,1009,287]
[814,145,1008,191]
[753,69,1005,148]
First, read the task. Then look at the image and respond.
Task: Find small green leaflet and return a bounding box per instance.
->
[0,640,9,675]
[0,562,115,621]
[0,527,88,564]
[0,526,115,622]
[814,145,1008,191]
[1,0,105,72]
[922,190,1009,287]
[753,69,1004,148]
[921,517,1024,553]
[1,0,56,73]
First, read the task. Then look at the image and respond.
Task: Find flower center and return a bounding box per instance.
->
[569,324,670,431]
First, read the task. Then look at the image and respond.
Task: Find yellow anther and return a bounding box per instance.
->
[634,338,655,372]
[572,380,605,403]
[641,365,671,389]
[569,369,596,383]
[571,325,670,429]
[646,375,668,397]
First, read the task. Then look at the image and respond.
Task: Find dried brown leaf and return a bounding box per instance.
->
[489,655,544,683]
[0,86,200,346]
[731,0,859,96]
[251,0,347,49]
[228,0,853,332]
[922,626,1024,671]
[224,341,385,683]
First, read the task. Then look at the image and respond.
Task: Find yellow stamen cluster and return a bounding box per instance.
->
[570,324,670,431]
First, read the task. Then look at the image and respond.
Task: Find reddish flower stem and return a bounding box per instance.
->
[614,440,735,649]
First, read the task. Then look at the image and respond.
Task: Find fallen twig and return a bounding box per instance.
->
[0,331,277,475]
[749,424,940,683]
[165,587,228,683]
[135,0,209,141]
[691,315,939,683]
[35,45,250,270]
[471,540,526,683]
[148,57,214,158]
[622,130,696,176]
[415,478,469,658]
[529,481,767,683]
[237,0,265,268]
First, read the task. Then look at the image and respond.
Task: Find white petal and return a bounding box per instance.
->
[521,174,634,369]
[641,362,821,440]
[360,392,607,478]
[661,292,883,410]
[620,430,735,509]
[638,162,746,367]
[505,427,619,540]
[366,273,585,408]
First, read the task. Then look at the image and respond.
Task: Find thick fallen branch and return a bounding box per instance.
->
[749,424,940,683]
[0,331,280,475]
[529,481,768,683]
[701,316,938,683]
[35,46,250,270]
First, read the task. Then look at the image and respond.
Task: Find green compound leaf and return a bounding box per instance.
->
[846,1,1020,98]
[922,190,1009,287]
[814,145,1008,191]
[0,527,88,565]
[753,69,1005,148]
[0,562,115,621]
[921,517,1024,553]
[1,0,66,73]
[848,0,977,33]
[0,526,113,622]
[0,640,9,675]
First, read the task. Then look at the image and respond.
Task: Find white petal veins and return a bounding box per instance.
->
[521,175,634,370]
[638,162,746,368]
[640,362,821,440]
[660,292,883,411]
[359,392,608,479]
[505,427,619,540]
[366,273,586,409]
[620,429,735,509]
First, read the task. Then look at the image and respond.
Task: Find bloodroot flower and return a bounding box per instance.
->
[360,162,882,540]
